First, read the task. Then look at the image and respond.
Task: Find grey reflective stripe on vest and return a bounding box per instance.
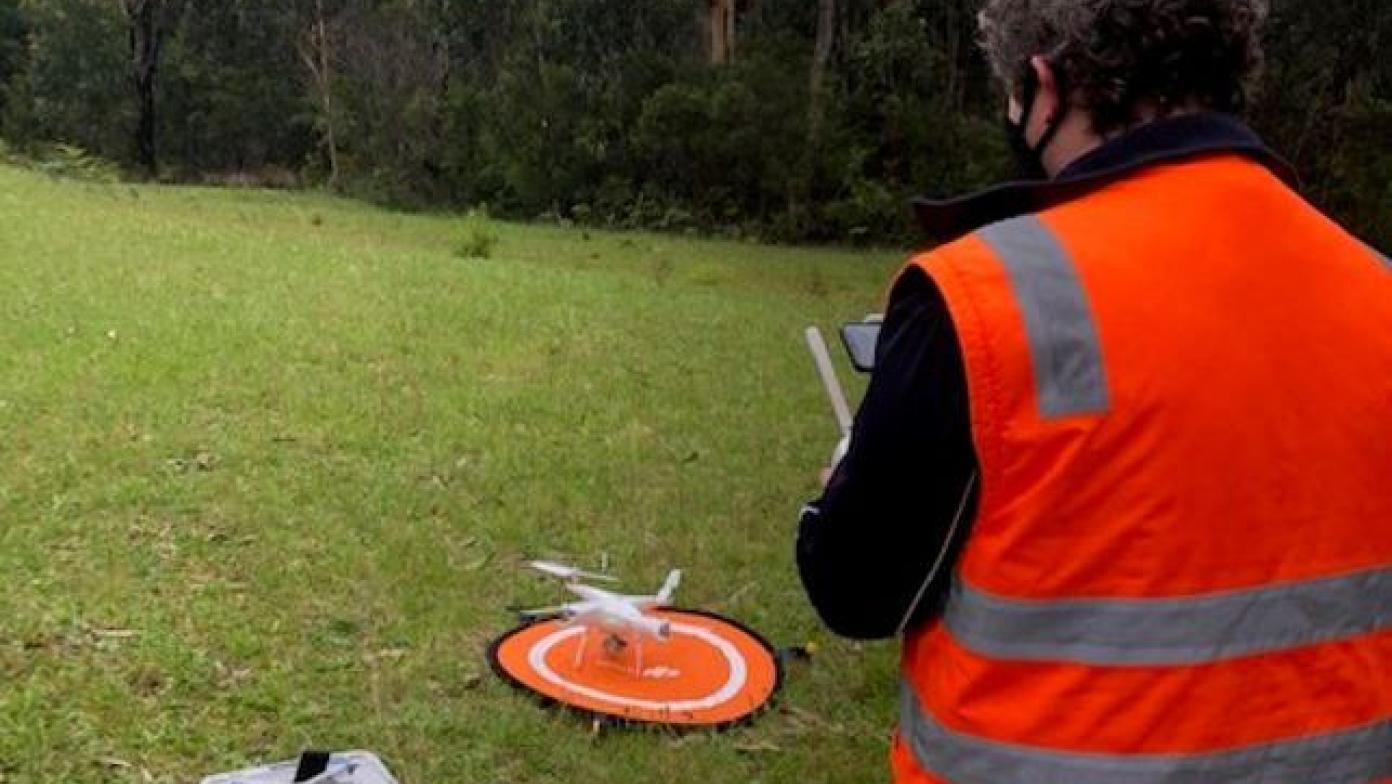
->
[944,566,1391,666]
[900,684,1392,784]
[979,216,1109,418]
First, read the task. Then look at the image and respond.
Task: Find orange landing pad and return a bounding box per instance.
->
[489,609,782,728]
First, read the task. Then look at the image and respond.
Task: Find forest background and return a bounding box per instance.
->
[0,0,1386,246]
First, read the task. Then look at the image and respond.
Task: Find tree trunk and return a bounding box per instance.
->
[724,0,736,63]
[707,0,736,65]
[126,0,161,177]
[300,0,341,188]
[806,0,836,153]
[786,0,836,231]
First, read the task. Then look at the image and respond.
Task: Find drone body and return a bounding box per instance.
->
[523,562,682,674]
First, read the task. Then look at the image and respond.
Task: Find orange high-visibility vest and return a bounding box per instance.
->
[895,154,1392,783]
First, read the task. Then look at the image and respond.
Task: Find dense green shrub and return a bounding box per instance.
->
[454,209,499,260]
[33,143,122,183]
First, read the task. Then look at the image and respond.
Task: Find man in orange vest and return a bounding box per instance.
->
[796,0,1391,781]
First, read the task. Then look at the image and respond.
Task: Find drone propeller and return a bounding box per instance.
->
[513,598,603,618]
[512,604,567,619]
[528,560,618,583]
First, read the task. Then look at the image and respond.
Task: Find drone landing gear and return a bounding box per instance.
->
[604,634,626,654]
[572,628,650,677]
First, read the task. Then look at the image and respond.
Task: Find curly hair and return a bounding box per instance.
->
[978,0,1269,134]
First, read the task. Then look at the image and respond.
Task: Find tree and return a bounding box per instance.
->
[706,0,737,64]
[4,0,132,160]
[788,0,836,228]
[118,0,185,176]
[154,0,310,177]
[298,0,343,188]
[806,0,836,149]
[0,0,25,115]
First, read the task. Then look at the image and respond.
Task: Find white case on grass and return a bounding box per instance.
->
[201,750,398,784]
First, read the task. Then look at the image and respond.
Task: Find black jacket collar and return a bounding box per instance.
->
[912,113,1296,245]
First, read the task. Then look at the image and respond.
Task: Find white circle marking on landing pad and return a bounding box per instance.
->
[526,622,750,713]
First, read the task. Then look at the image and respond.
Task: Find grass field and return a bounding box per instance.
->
[0,164,907,783]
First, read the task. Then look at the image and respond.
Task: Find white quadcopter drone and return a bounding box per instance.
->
[520,561,683,674]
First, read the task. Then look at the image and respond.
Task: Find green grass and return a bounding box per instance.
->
[0,166,905,783]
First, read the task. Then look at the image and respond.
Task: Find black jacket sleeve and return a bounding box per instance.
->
[795,267,979,640]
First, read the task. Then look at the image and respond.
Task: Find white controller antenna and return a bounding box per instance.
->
[804,326,854,437]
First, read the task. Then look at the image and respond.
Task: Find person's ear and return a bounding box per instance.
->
[1028,55,1062,137]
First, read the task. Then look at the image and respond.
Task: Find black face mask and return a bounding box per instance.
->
[1005,65,1068,181]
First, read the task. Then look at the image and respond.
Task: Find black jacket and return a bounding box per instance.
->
[795,114,1295,640]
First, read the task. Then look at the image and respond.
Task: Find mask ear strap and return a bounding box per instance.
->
[1014,64,1040,130]
[1032,66,1069,155]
